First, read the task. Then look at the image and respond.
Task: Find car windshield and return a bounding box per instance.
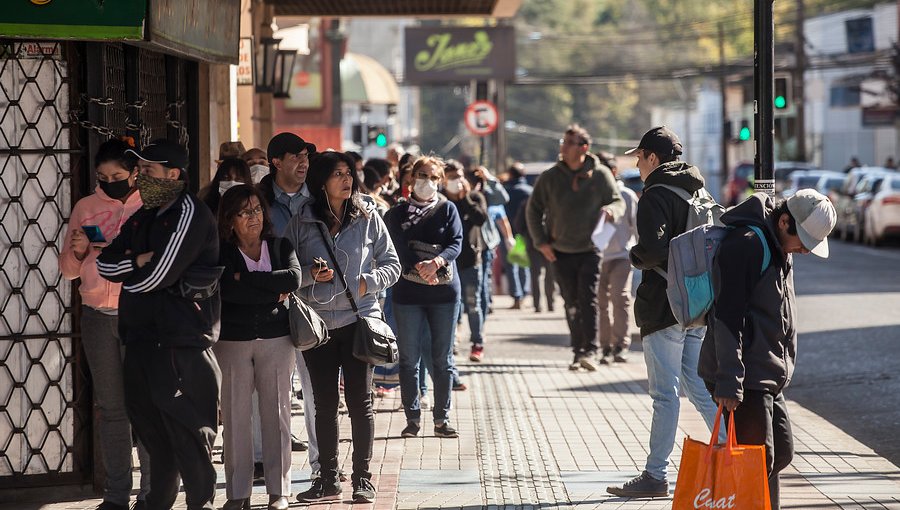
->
[821,177,844,192]
[891,179,900,191]
[796,176,820,189]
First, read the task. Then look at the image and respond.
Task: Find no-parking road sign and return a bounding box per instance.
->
[464,100,498,136]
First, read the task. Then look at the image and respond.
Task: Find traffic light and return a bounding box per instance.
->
[352,123,363,145]
[774,76,789,109]
[738,120,751,141]
[367,125,387,147]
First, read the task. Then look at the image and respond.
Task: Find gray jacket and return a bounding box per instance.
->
[602,181,638,261]
[284,198,401,330]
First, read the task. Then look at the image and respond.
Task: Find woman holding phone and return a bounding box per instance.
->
[285,151,400,504]
[60,138,149,510]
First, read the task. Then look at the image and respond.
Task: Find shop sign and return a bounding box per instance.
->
[237,37,253,85]
[0,0,145,40]
[404,26,515,84]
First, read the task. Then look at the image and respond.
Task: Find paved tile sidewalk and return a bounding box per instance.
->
[6,296,900,509]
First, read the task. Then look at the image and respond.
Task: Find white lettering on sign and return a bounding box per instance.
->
[237,37,253,86]
[693,488,736,509]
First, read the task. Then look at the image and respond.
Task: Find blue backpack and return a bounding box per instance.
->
[655,224,771,329]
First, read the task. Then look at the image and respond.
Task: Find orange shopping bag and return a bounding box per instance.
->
[672,404,771,510]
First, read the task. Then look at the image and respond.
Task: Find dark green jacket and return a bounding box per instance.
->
[525,154,624,254]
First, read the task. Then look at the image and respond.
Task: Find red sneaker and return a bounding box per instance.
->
[469,345,484,362]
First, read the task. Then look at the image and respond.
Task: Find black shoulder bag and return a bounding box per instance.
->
[316,224,398,366]
[269,238,329,351]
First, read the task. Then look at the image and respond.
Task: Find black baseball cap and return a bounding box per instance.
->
[266,132,317,162]
[624,126,683,157]
[126,139,189,169]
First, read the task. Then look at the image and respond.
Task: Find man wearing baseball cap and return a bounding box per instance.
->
[98,138,222,510]
[698,189,836,510]
[258,132,317,235]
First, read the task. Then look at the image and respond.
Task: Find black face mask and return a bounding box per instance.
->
[99,178,133,200]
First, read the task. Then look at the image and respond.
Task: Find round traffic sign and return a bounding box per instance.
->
[464,101,499,136]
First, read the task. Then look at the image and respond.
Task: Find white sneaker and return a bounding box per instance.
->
[420,394,431,410]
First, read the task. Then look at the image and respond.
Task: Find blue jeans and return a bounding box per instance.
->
[394,301,460,425]
[458,265,484,345]
[480,248,495,318]
[642,324,724,480]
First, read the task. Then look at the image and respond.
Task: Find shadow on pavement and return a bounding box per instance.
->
[788,324,900,468]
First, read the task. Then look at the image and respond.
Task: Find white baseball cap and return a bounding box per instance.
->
[786,189,837,258]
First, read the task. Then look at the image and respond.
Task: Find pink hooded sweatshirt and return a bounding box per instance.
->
[60,186,143,310]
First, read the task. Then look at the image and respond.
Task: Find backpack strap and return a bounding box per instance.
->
[644,183,695,202]
[745,225,771,274]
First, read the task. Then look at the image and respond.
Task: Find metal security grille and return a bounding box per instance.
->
[0,41,81,486]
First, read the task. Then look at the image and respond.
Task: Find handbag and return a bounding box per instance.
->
[168,265,225,301]
[672,405,772,510]
[505,234,530,267]
[402,240,453,285]
[269,238,329,350]
[317,225,399,366]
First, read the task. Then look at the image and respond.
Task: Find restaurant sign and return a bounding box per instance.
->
[404,26,515,84]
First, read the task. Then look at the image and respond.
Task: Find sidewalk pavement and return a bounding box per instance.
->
[9,295,900,510]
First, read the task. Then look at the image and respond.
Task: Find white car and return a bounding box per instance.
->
[781,170,843,198]
[863,174,900,246]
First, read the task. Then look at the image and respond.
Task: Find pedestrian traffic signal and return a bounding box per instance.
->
[367,125,388,147]
[775,77,789,109]
[739,120,751,141]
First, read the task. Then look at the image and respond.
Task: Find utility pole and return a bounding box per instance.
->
[719,23,729,192]
[795,0,807,161]
[754,0,775,196]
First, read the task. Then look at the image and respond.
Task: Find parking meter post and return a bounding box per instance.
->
[754,0,776,196]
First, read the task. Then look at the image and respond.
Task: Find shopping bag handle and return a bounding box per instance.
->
[705,404,737,464]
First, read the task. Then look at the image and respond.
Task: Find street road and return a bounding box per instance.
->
[788,238,900,467]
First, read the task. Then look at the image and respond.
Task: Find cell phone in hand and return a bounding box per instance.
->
[81,225,106,243]
[314,257,328,272]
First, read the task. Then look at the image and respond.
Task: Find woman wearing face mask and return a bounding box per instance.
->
[214,185,301,510]
[198,157,253,214]
[384,155,464,440]
[285,151,400,504]
[59,138,151,510]
[242,147,271,184]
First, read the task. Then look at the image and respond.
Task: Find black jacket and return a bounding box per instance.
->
[218,237,302,341]
[699,194,797,401]
[447,191,488,270]
[97,191,221,348]
[629,161,707,336]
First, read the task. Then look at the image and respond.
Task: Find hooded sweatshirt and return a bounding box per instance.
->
[699,193,797,401]
[629,161,707,336]
[60,186,143,310]
[526,154,625,254]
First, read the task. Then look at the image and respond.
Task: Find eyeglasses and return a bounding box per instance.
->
[236,205,264,219]
[559,138,586,147]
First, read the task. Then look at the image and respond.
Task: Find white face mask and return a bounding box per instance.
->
[356,170,365,183]
[250,164,270,184]
[218,180,242,196]
[445,178,463,195]
[413,178,438,201]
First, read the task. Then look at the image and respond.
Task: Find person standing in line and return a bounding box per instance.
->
[214,185,302,510]
[198,157,252,214]
[526,124,624,371]
[607,127,722,498]
[442,160,489,362]
[256,132,321,464]
[97,139,221,510]
[503,162,533,309]
[242,147,271,184]
[60,138,150,510]
[384,156,464,440]
[699,190,836,510]
[286,151,400,504]
[594,151,638,364]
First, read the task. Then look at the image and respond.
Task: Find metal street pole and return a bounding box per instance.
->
[754,0,776,196]
[719,23,730,193]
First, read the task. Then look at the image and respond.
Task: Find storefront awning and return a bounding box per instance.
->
[268,0,521,17]
[340,53,400,105]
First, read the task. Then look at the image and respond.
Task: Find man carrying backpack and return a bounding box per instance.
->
[607,126,722,498]
[699,190,836,510]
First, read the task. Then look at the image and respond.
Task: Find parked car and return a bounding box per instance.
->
[618,168,644,198]
[781,170,843,198]
[863,174,900,245]
[816,173,847,200]
[724,162,754,206]
[774,161,819,195]
[846,173,888,242]
[833,167,894,241]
